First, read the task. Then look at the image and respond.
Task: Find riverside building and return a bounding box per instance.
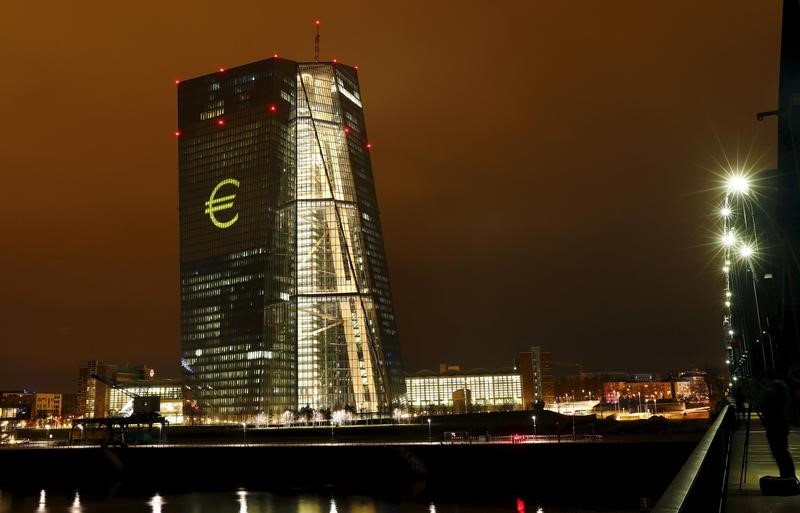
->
[178,57,405,421]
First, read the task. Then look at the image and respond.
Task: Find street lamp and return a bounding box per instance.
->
[726,174,749,195]
[78,424,84,445]
[637,392,642,414]
[531,415,537,437]
[241,422,246,445]
[427,418,432,442]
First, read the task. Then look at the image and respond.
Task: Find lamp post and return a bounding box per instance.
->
[427,418,432,443]
[78,424,84,445]
[638,391,642,414]
[241,422,246,445]
[531,415,537,438]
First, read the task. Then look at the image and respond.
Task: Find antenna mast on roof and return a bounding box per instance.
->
[314,20,320,62]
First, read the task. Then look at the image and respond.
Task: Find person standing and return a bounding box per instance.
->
[755,374,797,480]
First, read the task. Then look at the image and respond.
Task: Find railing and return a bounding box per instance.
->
[650,405,734,513]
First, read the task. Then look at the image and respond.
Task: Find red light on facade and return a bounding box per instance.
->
[332,59,337,63]
[174,79,181,85]
[216,118,225,126]
[269,105,277,112]
[219,68,225,73]
[354,65,359,70]
[316,20,320,25]
[344,127,350,134]
[366,143,372,149]
[273,53,279,58]
[174,130,181,137]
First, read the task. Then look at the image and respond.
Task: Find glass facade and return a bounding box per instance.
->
[179,58,404,421]
[108,382,184,424]
[405,372,522,410]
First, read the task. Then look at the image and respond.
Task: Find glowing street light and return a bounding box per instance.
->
[722,231,736,247]
[427,418,432,442]
[720,205,732,217]
[739,243,755,259]
[531,415,537,437]
[726,174,749,195]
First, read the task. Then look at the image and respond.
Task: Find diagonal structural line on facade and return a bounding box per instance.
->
[298,70,394,408]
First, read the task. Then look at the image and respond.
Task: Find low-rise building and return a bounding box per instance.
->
[405,368,522,412]
[108,379,184,424]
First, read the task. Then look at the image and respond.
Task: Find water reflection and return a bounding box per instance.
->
[36,489,46,512]
[329,498,338,513]
[148,493,165,513]
[70,491,84,513]
[428,503,436,513]
[237,489,248,513]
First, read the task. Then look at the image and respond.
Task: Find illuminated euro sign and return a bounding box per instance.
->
[204,178,240,228]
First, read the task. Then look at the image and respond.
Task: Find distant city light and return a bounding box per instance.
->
[720,205,732,217]
[725,291,732,298]
[722,266,730,273]
[725,301,731,307]
[728,330,734,336]
[739,244,755,259]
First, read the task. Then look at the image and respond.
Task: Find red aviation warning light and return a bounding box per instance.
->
[269,104,277,113]
[174,130,181,137]
[216,118,225,126]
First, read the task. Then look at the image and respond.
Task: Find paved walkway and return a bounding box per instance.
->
[727,414,800,512]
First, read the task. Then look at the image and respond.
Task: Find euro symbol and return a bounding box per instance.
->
[204,178,240,229]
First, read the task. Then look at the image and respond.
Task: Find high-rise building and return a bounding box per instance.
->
[77,360,116,418]
[178,57,405,420]
[519,346,555,407]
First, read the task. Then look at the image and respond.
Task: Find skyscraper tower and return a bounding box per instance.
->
[178,57,405,421]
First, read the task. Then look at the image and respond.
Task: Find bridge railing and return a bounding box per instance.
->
[650,404,734,513]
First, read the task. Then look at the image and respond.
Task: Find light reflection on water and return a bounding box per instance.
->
[0,489,562,513]
[148,493,165,513]
[70,491,83,513]
[37,489,46,512]
[237,489,248,513]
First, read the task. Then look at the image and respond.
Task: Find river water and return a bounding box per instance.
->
[0,489,638,513]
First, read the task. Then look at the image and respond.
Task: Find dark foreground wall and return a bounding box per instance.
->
[0,440,695,501]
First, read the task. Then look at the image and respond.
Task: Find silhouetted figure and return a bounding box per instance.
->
[756,375,797,479]
[732,384,746,421]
